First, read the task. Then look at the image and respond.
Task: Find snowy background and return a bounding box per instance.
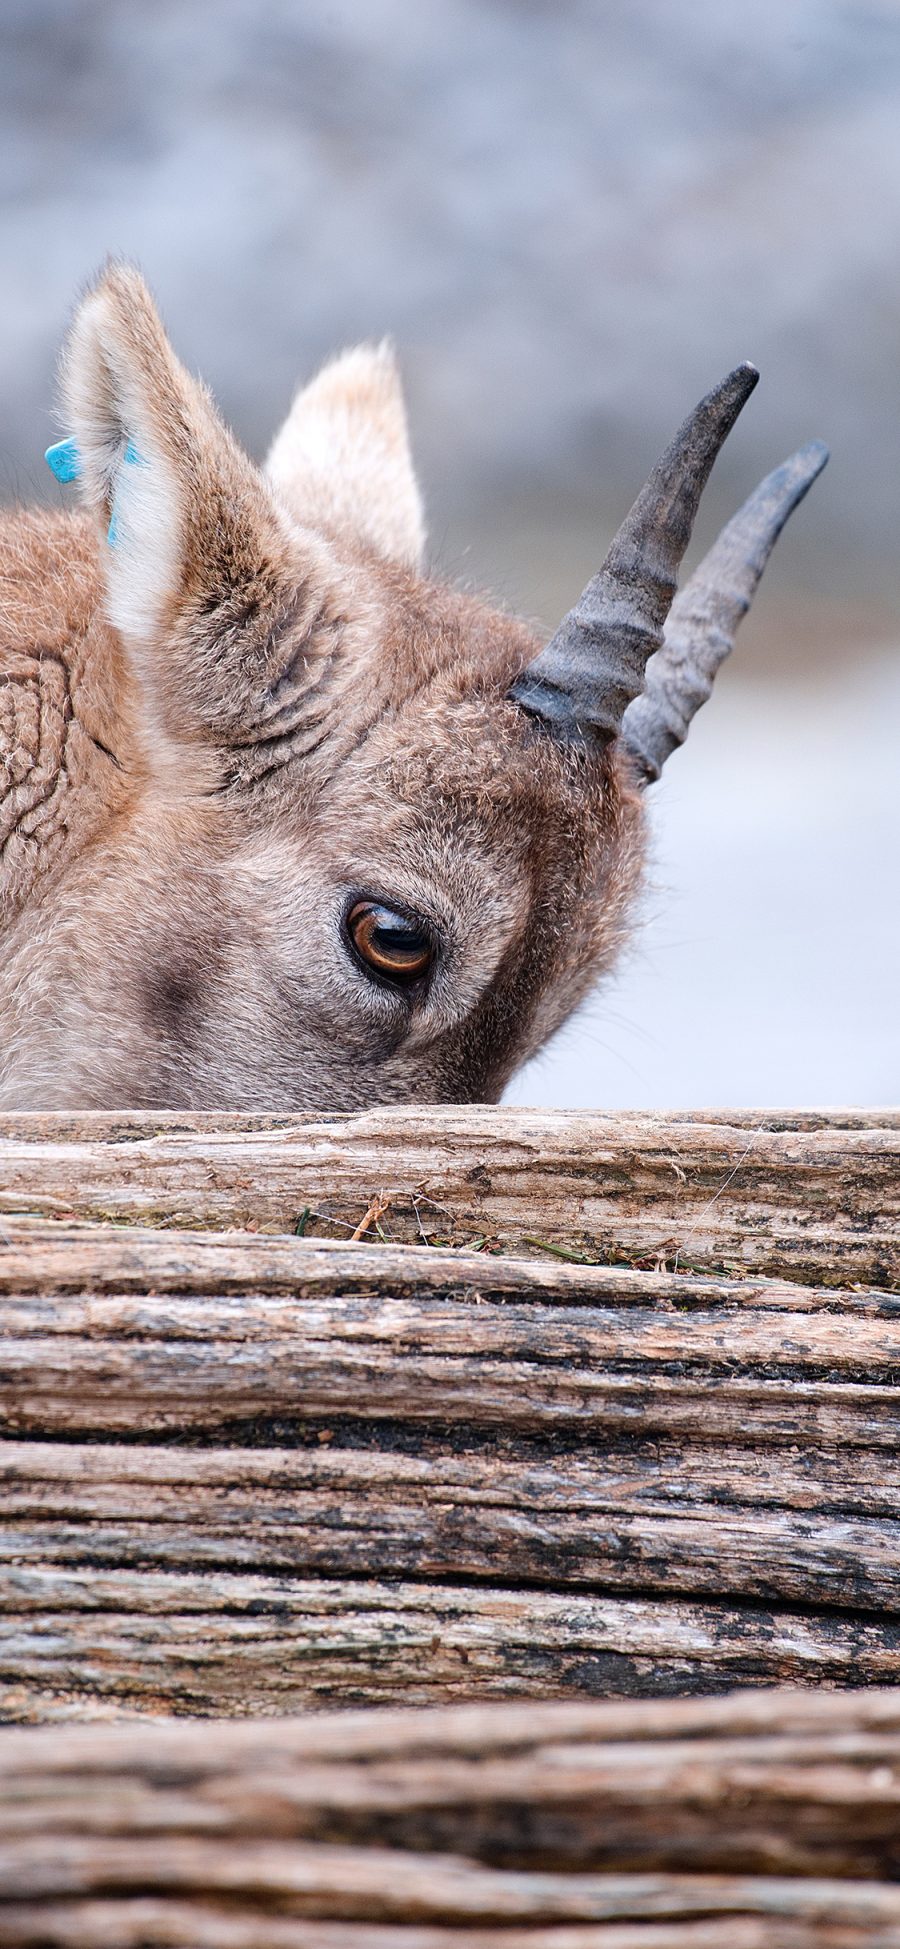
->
[1,0,897,1105]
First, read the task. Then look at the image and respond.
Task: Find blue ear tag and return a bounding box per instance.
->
[45,435,144,546]
[45,438,81,483]
[107,439,145,548]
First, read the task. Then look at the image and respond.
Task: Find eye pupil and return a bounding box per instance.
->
[347,900,433,983]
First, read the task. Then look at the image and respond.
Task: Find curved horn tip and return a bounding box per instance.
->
[782,437,830,488]
[798,435,829,467]
[754,439,829,528]
[716,437,830,561]
[729,359,759,388]
[506,361,764,750]
[620,432,830,789]
[715,361,760,407]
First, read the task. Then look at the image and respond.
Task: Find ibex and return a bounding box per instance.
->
[0,267,826,1110]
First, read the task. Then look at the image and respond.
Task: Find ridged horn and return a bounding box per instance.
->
[621,439,829,785]
[509,363,760,742]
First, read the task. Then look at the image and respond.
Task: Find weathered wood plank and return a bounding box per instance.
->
[0,1908,812,1948]
[3,1195,900,1715]
[3,1114,900,1940]
[3,1232,899,1451]
[9,1432,900,1519]
[4,1342,899,1444]
[0,1909,829,1949]
[1,1109,896,1284]
[5,1853,900,1938]
[6,1217,896,1311]
[4,1436,900,1609]
[6,1844,900,1926]
[5,1692,900,1942]
[4,1568,900,1719]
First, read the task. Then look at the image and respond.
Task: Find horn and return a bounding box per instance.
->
[621,440,829,784]
[509,363,759,743]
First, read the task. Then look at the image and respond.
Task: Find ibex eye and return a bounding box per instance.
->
[346,900,433,985]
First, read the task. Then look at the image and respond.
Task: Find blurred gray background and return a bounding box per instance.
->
[1,0,897,1106]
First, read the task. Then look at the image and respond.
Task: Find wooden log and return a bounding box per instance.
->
[9,1216,896,1308]
[3,1117,899,1940]
[3,1224,900,1451]
[0,1911,874,1949]
[5,1693,900,1942]
[6,1434,900,1607]
[2,1204,900,1717]
[0,1911,831,1949]
[4,1567,900,1721]
[1,1109,897,1285]
[0,1910,810,1949]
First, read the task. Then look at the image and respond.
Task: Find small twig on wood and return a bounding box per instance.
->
[411,1197,433,1246]
[672,1124,765,1272]
[350,1195,392,1242]
[524,1235,596,1265]
[410,1192,462,1247]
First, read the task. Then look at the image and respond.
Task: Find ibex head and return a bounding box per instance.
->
[0,267,825,1109]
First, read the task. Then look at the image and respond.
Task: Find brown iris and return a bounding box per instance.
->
[347,900,433,985]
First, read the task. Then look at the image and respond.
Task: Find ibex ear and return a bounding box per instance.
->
[60,264,298,741]
[265,342,425,572]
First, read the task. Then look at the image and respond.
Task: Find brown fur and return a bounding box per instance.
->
[0,266,645,1110]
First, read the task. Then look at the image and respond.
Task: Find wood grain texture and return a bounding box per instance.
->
[2,1101,899,1940]
[1,1108,896,1285]
[4,1692,900,1942]
[6,1434,900,1606]
[0,1914,887,1949]
[5,1567,900,1722]
[2,1154,899,1719]
[0,1914,822,1949]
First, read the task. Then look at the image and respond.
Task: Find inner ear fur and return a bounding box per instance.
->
[61,264,331,744]
[265,340,426,572]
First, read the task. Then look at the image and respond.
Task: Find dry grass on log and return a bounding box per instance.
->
[1,1108,896,1285]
